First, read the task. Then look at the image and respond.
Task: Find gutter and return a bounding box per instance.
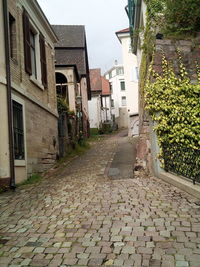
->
[132,0,142,54]
[3,0,16,189]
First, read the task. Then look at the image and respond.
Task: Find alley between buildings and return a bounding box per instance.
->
[0,133,200,267]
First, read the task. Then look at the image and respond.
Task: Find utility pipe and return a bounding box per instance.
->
[3,0,16,189]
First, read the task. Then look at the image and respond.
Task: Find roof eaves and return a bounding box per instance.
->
[32,0,59,42]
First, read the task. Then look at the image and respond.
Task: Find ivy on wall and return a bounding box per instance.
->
[57,96,69,114]
[138,0,200,161]
[145,53,200,152]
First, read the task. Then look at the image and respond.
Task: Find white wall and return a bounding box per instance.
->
[101,95,112,122]
[120,34,138,114]
[117,32,139,136]
[88,94,101,128]
[105,64,128,128]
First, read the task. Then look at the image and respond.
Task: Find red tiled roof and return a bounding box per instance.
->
[116,28,130,34]
[101,77,110,96]
[90,69,102,92]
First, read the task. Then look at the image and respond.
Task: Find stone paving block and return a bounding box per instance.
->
[176,261,189,266]
[88,258,104,266]
[121,246,135,254]
[63,257,78,265]
[137,246,153,254]
[110,236,123,242]
[33,247,45,253]
[77,253,90,259]
[30,259,50,266]
[0,135,200,267]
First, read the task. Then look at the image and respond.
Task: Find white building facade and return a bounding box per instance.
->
[116,28,139,136]
[104,63,128,129]
[88,93,102,129]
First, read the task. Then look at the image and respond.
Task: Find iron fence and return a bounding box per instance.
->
[162,142,200,184]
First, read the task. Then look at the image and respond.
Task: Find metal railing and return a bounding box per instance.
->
[162,142,200,184]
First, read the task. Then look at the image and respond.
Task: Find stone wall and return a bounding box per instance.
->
[154,37,200,79]
[26,99,58,176]
[137,36,200,173]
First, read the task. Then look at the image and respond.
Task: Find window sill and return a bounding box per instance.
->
[30,76,44,90]
[15,160,26,167]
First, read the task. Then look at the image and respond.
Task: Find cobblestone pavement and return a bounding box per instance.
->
[0,134,200,267]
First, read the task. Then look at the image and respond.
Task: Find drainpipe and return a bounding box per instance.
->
[3,0,16,189]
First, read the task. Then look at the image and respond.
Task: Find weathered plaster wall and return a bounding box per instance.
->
[88,94,101,128]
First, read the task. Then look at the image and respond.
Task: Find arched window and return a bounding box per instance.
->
[55,72,69,105]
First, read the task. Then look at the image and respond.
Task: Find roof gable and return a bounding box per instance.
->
[52,25,86,48]
[90,69,102,92]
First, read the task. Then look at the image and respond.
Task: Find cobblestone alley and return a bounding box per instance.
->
[0,133,200,267]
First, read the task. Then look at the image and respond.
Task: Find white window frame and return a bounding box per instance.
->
[120,80,126,91]
[29,21,43,89]
[121,96,127,107]
[12,94,27,167]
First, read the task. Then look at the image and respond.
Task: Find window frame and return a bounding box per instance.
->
[111,99,114,108]
[30,27,37,79]
[121,96,127,106]
[120,81,126,91]
[23,9,46,89]
[12,95,26,167]
[9,13,17,60]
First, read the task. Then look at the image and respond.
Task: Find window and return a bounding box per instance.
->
[9,13,16,59]
[30,29,37,78]
[109,82,113,94]
[111,99,114,108]
[120,81,125,91]
[121,96,126,106]
[109,72,112,79]
[117,67,124,75]
[128,39,132,53]
[23,10,47,87]
[131,66,139,81]
[135,67,139,80]
[13,100,25,160]
[56,72,69,105]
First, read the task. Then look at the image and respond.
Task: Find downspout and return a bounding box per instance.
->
[79,82,84,137]
[3,0,16,189]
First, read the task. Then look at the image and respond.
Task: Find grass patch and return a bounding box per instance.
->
[58,141,90,164]
[90,128,99,136]
[18,173,42,187]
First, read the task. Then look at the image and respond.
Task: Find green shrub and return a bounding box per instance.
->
[90,128,99,136]
[164,0,200,35]
[145,53,200,154]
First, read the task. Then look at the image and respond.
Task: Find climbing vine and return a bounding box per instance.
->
[144,53,200,151]
[57,96,69,114]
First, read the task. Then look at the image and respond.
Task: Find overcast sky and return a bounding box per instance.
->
[37,0,129,73]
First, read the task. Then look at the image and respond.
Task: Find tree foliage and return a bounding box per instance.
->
[164,0,200,35]
[145,0,200,36]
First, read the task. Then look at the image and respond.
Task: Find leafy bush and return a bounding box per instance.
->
[145,53,200,151]
[145,0,200,36]
[57,96,68,114]
[164,0,200,35]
